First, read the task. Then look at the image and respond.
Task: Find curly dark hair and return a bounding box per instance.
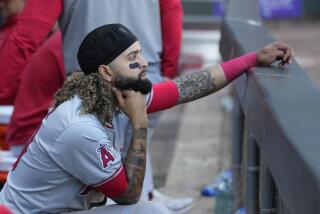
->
[52,72,117,124]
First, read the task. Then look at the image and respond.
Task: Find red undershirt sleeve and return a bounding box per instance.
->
[220,52,258,82]
[94,166,128,198]
[147,81,179,114]
[160,0,183,79]
[0,205,12,214]
[147,53,258,114]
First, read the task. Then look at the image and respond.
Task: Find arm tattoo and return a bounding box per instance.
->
[173,67,216,104]
[132,128,147,140]
[112,127,147,204]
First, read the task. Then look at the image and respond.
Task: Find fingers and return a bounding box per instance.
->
[284,47,294,64]
[273,41,289,50]
[273,42,294,64]
[274,50,285,60]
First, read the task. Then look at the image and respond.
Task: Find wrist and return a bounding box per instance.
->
[131,117,148,129]
[132,127,148,140]
[256,51,267,66]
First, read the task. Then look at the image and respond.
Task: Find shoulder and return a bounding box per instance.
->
[44,96,108,144]
[58,119,107,143]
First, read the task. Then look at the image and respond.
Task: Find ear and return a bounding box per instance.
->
[98,64,113,82]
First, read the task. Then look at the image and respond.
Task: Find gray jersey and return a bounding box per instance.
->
[0,94,152,213]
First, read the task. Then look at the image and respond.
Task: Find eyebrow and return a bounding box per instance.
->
[127,49,141,57]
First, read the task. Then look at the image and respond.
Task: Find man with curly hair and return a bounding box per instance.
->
[0,24,293,213]
[1,1,186,209]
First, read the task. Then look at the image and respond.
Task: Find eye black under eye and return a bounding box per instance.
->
[129,62,140,69]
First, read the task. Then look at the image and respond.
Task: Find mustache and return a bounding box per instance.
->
[114,75,152,95]
[138,70,146,78]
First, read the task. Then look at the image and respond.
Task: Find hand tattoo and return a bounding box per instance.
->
[132,128,147,140]
[112,127,147,204]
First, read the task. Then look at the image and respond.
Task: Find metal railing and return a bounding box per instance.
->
[219,0,320,213]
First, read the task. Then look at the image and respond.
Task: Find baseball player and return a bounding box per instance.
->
[1,1,185,208]
[0,24,293,213]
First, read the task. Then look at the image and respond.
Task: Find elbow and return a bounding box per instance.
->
[111,188,142,205]
[113,195,141,205]
[124,196,140,205]
[122,189,142,205]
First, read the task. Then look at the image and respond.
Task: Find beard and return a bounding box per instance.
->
[114,73,152,95]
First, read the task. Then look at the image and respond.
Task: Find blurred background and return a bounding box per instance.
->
[151,0,320,213]
[180,0,320,85]
[0,0,319,213]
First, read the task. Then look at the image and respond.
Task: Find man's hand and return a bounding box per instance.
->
[111,88,148,205]
[257,41,294,66]
[112,88,148,127]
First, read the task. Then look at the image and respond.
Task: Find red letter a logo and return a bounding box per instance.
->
[97,143,115,168]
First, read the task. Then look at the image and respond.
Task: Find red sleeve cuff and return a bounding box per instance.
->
[220,52,257,82]
[94,166,128,198]
[147,81,179,114]
[0,205,12,214]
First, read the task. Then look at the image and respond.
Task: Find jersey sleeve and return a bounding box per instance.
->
[49,121,127,198]
[147,80,179,114]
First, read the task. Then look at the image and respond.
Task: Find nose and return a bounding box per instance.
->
[139,55,148,70]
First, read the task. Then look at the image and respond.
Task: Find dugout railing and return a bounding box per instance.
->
[219,0,320,213]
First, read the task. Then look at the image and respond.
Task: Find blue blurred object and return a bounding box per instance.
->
[201,169,232,197]
[212,0,225,20]
[234,208,246,214]
[260,0,302,19]
[211,0,303,20]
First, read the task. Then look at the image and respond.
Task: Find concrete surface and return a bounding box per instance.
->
[267,20,320,87]
[150,20,320,214]
[151,87,232,214]
[163,88,232,214]
[150,30,233,214]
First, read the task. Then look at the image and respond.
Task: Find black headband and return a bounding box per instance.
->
[77,24,138,75]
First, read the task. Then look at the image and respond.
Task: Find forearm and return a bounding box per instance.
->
[112,126,147,204]
[174,52,257,104]
[147,52,257,111]
[173,65,222,104]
